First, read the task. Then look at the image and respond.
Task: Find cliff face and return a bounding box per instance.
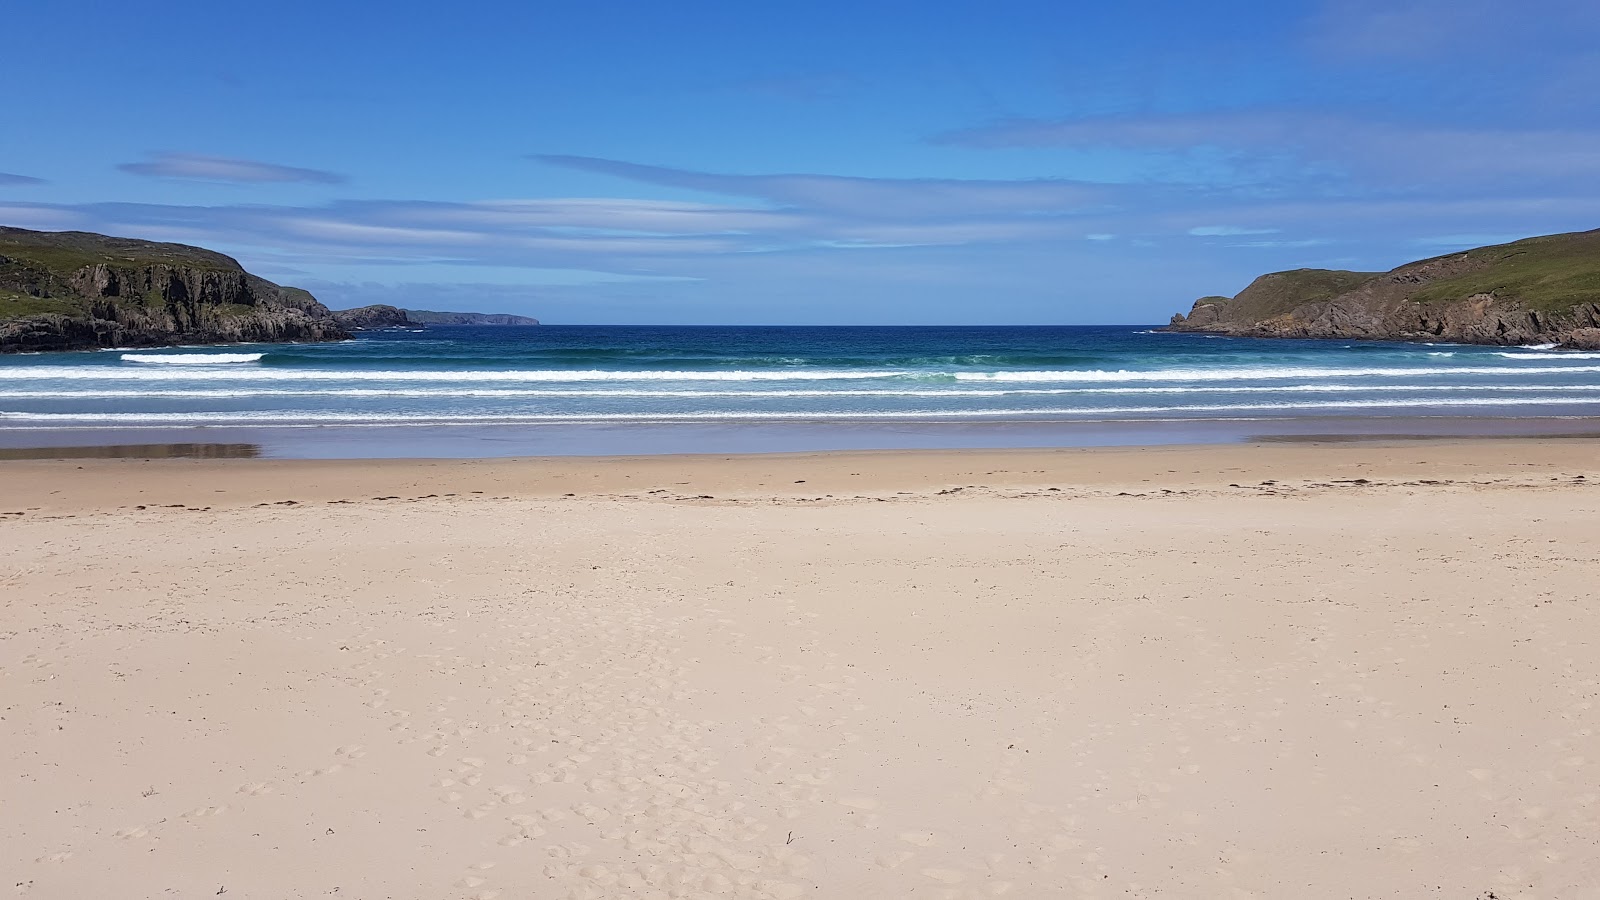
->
[0,227,349,352]
[1166,229,1600,349]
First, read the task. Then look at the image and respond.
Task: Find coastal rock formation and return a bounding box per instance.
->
[332,304,412,329]
[1166,229,1600,349]
[331,305,544,329]
[402,309,541,325]
[0,227,348,352]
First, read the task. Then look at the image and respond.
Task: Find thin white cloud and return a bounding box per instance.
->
[935,112,1600,188]
[119,153,345,185]
[532,155,1108,219]
[1306,0,1600,59]
[1411,233,1532,248]
[1229,239,1333,249]
[1189,226,1280,236]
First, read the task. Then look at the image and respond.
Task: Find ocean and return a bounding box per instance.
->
[3,325,1600,457]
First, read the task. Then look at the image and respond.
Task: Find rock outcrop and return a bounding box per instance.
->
[0,227,348,352]
[1166,229,1600,349]
[333,304,412,329]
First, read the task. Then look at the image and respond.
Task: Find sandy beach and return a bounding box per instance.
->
[4,440,1598,899]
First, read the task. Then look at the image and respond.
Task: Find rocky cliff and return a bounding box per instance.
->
[0,227,349,352]
[332,304,412,329]
[1166,229,1600,349]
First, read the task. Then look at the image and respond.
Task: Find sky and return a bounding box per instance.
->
[3,0,1599,324]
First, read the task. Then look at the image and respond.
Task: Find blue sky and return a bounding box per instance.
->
[3,0,1598,324]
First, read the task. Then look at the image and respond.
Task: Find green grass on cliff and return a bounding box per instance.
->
[1221,268,1377,323]
[0,228,239,275]
[1409,230,1600,313]
[0,292,87,318]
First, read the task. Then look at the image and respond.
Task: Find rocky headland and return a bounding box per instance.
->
[402,309,541,326]
[331,306,541,330]
[330,304,412,330]
[1166,229,1600,349]
[0,227,348,352]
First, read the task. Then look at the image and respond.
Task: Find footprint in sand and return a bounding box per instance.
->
[493,787,526,805]
[921,868,966,883]
[900,831,938,846]
[237,782,273,796]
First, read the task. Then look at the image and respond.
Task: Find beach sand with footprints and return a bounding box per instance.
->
[4,440,1600,899]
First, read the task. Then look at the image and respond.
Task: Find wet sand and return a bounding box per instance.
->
[3,441,1599,899]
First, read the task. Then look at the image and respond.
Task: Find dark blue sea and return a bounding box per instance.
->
[3,325,1600,456]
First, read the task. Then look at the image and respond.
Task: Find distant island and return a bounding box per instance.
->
[332,305,540,329]
[1166,229,1600,349]
[0,226,540,353]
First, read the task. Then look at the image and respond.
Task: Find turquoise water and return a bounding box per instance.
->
[3,325,1599,454]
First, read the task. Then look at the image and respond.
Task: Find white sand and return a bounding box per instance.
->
[3,441,1598,899]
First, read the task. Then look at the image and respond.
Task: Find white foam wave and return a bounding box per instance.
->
[8,383,1600,401]
[1521,343,1560,350]
[4,395,1599,427]
[1497,352,1600,360]
[2,367,910,382]
[4,361,1600,384]
[947,364,1600,382]
[121,353,265,365]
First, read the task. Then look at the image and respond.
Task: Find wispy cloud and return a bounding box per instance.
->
[1230,239,1333,249]
[1306,0,1600,59]
[532,155,1108,219]
[1411,233,1532,248]
[934,112,1600,189]
[118,153,345,185]
[0,172,46,186]
[1189,226,1279,236]
[6,143,1595,321]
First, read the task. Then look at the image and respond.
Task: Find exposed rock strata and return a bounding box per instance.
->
[1166,229,1600,349]
[0,227,347,352]
[332,304,412,329]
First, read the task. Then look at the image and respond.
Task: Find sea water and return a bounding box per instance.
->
[2,325,1599,456]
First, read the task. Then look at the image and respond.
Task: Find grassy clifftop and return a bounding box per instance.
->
[0,226,347,352]
[1168,229,1600,347]
[1216,269,1378,323]
[0,228,239,273]
[1407,230,1600,313]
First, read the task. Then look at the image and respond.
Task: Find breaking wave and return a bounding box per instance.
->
[120,353,265,365]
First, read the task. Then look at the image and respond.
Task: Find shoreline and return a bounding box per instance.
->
[3,412,1600,460]
[4,436,1596,514]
